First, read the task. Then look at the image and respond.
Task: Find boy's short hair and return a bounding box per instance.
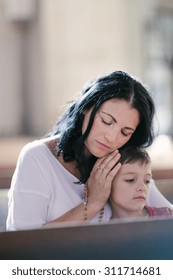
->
[119,147,151,166]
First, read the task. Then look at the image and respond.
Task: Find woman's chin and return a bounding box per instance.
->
[84,146,112,158]
[93,151,109,158]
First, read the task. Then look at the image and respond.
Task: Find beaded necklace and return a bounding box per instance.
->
[83,185,104,222]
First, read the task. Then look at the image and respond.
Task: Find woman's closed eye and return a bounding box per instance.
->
[101,116,113,126]
[121,130,129,137]
[121,129,133,137]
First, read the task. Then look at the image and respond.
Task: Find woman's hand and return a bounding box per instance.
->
[87,150,121,211]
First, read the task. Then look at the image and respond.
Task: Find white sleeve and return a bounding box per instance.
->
[6,143,51,231]
[146,179,173,209]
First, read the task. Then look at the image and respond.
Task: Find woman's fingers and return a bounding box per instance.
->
[93,151,121,178]
[87,150,122,209]
[92,150,120,174]
[105,162,122,181]
[101,153,121,176]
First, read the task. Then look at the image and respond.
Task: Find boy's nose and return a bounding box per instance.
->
[137,182,147,192]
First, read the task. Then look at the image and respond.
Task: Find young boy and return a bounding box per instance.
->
[110,147,173,219]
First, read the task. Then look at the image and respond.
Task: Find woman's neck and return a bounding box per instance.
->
[46,137,82,180]
[57,153,82,179]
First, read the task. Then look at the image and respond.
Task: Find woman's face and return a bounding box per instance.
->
[82,99,140,157]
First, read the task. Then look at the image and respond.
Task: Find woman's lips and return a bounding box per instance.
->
[96,141,111,150]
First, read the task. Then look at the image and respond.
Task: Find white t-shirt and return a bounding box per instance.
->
[6,140,173,231]
[7,140,112,230]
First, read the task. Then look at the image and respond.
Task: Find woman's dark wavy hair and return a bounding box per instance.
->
[49,70,155,183]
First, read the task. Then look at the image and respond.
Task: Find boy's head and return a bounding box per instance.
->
[118,146,151,166]
[110,147,152,218]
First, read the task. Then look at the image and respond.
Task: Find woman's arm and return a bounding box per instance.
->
[7,143,119,230]
[47,150,121,225]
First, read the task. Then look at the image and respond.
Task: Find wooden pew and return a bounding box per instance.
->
[0,217,173,260]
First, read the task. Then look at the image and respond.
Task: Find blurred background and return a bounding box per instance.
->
[0,0,173,230]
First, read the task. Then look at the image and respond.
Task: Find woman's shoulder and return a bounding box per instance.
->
[17,137,56,164]
[19,139,45,157]
[20,136,59,156]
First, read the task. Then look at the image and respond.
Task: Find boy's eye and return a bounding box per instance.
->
[145,180,151,186]
[125,179,135,183]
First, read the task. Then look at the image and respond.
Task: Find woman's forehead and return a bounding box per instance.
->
[98,99,140,128]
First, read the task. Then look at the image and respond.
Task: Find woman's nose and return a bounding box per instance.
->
[104,127,119,143]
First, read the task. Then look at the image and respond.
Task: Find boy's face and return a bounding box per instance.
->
[110,161,152,217]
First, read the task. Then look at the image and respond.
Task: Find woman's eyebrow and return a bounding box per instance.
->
[101,111,116,121]
[101,111,135,131]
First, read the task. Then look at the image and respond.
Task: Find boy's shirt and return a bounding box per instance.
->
[145,205,173,217]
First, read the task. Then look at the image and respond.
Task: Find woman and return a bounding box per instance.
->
[6,70,171,230]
